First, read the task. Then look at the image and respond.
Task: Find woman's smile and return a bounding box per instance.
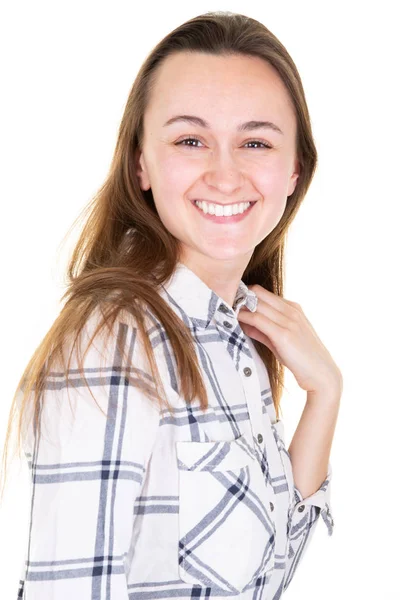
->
[191,198,257,224]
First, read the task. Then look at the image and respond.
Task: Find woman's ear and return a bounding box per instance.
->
[135,147,151,191]
[288,158,300,197]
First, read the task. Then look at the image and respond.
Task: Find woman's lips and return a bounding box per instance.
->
[191,200,257,224]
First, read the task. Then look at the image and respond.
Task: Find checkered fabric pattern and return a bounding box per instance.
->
[17,261,334,599]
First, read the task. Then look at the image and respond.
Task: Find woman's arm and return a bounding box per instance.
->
[288,384,341,500]
[281,383,341,592]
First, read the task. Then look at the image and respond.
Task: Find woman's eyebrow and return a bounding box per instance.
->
[163,114,284,135]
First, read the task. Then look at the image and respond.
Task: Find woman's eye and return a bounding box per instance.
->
[175,137,202,148]
[245,140,272,149]
[175,137,272,149]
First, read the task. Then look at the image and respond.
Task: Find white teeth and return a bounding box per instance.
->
[194,200,251,216]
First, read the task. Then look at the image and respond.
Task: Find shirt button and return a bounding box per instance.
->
[223,320,233,328]
[218,304,230,313]
[257,433,263,443]
[269,501,274,511]
[298,505,305,512]
[243,367,252,377]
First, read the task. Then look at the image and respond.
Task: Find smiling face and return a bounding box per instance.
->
[135,52,300,272]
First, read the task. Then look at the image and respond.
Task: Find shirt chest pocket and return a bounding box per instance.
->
[175,434,277,593]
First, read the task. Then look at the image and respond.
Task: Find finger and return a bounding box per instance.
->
[238,308,288,348]
[249,284,297,316]
[239,296,291,329]
[240,322,275,351]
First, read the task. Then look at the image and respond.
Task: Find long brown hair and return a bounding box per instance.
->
[0,10,318,505]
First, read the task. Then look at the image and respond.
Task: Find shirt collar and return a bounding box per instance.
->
[160,261,258,329]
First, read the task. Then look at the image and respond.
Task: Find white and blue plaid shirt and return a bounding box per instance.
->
[17,261,334,599]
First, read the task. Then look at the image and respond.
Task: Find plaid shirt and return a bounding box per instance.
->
[17,261,334,599]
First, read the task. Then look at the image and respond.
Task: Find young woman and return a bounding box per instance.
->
[2,10,342,599]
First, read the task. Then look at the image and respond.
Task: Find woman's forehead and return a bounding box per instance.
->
[154,52,286,96]
[146,53,296,133]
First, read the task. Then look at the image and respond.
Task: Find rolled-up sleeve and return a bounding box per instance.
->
[271,418,335,593]
[16,309,161,599]
[283,460,334,592]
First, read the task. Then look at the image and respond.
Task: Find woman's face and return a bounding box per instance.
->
[136,52,300,269]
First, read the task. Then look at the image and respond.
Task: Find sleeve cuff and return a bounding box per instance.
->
[290,461,334,536]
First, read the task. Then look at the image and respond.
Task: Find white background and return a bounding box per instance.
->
[1,1,399,598]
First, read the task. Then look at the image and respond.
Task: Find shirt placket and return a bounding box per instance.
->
[215,300,266,449]
[215,298,283,514]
